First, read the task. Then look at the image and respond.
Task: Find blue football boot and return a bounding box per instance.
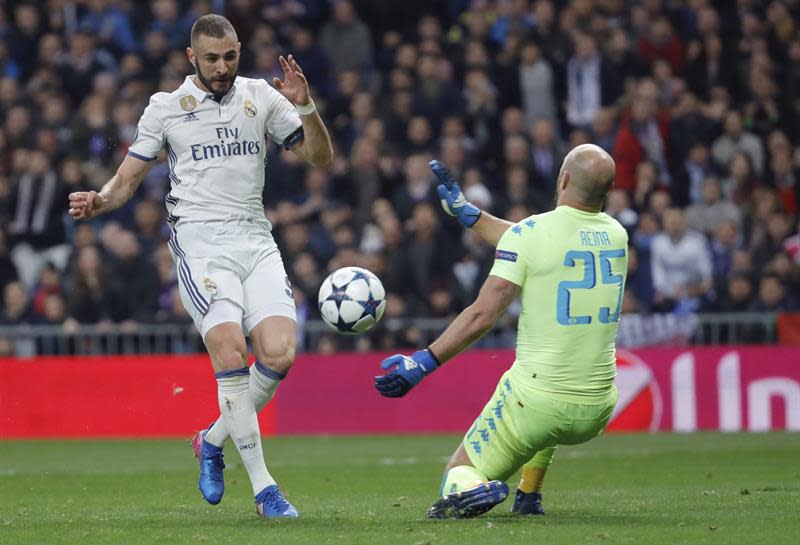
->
[511,489,545,515]
[191,425,225,505]
[426,480,509,519]
[255,485,299,518]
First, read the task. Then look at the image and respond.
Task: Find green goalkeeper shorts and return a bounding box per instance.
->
[463,370,617,481]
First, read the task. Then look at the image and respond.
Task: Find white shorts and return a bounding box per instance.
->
[167,220,296,339]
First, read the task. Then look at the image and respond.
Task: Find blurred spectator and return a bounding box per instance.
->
[0,280,35,325]
[709,219,740,285]
[31,262,62,318]
[320,0,373,75]
[631,211,660,309]
[392,153,434,220]
[685,32,734,100]
[78,0,138,56]
[565,33,610,130]
[637,17,684,75]
[651,208,712,312]
[674,142,716,207]
[150,0,193,51]
[604,28,645,101]
[7,150,71,288]
[613,79,671,192]
[711,110,765,176]
[669,93,718,176]
[289,24,331,98]
[66,245,120,324]
[684,178,741,237]
[518,41,555,128]
[716,273,754,313]
[59,30,117,106]
[529,119,564,207]
[721,152,758,205]
[8,3,43,81]
[605,189,638,232]
[133,199,164,257]
[105,230,160,322]
[390,202,458,314]
[751,274,796,312]
[592,108,617,154]
[751,212,793,270]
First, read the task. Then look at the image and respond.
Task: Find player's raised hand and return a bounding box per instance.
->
[68,191,105,221]
[430,160,482,228]
[374,349,439,398]
[273,54,310,107]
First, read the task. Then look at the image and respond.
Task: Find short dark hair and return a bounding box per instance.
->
[190,15,237,47]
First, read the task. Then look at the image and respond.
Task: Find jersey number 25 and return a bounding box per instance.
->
[556,249,625,325]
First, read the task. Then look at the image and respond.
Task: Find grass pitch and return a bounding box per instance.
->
[1,433,799,545]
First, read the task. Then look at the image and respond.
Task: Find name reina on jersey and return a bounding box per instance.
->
[127,76,303,225]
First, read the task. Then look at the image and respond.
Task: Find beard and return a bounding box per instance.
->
[196,64,238,99]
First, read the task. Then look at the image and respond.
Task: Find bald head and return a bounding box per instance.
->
[557,144,616,209]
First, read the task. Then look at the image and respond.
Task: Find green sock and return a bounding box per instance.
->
[440,465,488,496]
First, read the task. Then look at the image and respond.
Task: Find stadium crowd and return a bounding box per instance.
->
[1,0,799,354]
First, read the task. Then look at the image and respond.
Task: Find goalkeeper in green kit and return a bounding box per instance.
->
[374,145,628,519]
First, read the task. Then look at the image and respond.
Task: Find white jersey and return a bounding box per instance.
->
[128,75,303,226]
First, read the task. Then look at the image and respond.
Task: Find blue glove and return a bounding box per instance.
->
[430,160,482,228]
[374,349,440,398]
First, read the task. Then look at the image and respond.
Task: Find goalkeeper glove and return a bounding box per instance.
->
[430,160,482,228]
[374,349,440,398]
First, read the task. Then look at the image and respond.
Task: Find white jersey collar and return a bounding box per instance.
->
[181,75,237,104]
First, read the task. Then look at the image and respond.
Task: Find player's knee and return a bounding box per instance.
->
[207,335,248,372]
[253,334,296,375]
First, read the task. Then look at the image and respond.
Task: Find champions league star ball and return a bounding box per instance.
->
[318,267,387,334]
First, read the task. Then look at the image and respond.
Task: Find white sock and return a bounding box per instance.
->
[205,362,285,447]
[215,368,275,495]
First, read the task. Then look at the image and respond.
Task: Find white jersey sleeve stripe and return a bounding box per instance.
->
[127,150,156,162]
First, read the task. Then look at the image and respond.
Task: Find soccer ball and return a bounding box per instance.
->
[318,266,386,335]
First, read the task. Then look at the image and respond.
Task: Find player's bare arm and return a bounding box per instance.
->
[470,212,514,247]
[275,54,333,167]
[68,154,152,220]
[429,275,519,363]
[430,160,512,246]
[375,275,519,398]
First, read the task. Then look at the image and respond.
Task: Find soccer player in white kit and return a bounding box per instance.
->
[68,15,333,518]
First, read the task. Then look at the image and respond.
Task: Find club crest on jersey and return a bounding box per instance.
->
[203,276,217,293]
[179,95,197,112]
[243,99,257,117]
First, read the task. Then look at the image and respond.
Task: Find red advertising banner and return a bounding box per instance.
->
[1,347,799,438]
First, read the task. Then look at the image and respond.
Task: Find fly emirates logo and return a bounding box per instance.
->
[190,127,261,161]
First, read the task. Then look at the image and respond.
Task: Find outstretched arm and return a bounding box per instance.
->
[374,275,520,398]
[430,160,513,247]
[429,275,520,363]
[68,154,152,220]
[470,211,515,248]
[275,54,333,167]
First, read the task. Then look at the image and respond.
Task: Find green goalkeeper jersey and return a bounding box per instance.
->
[489,205,629,401]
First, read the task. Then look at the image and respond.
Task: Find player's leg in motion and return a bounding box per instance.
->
[427,443,510,519]
[511,446,556,515]
[247,316,299,517]
[203,321,297,518]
